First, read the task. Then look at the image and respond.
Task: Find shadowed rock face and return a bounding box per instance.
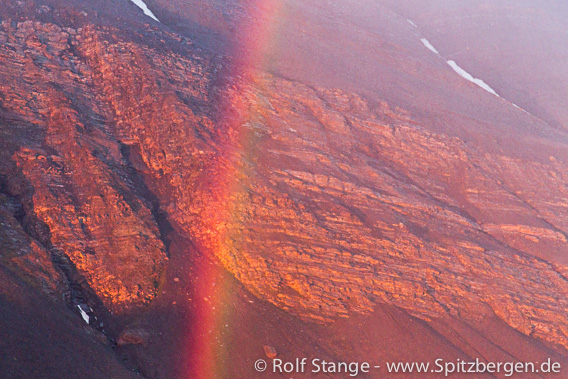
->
[1,0,568,377]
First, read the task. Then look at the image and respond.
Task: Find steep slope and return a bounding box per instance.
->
[0,266,139,378]
[381,0,568,131]
[118,0,568,350]
[0,19,168,312]
[1,0,568,377]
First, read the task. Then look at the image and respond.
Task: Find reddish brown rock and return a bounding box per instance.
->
[2,11,568,351]
[117,327,151,346]
[1,0,568,377]
[0,20,168,312]
[263,345,278,359]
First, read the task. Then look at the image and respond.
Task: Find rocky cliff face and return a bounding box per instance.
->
[1,0,568,377]
[197,76,568,350]
[1,19,169,311]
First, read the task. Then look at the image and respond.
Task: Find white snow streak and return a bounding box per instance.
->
[77,305,89,324]
[415,27,499,97]
[412,20,528,110]
[130,0,160,22]
[446,60,498,96]
[420,38,439,55]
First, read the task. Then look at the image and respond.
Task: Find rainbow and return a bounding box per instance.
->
[181,1,286,377]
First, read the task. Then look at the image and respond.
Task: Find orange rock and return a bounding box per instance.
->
[263,345,278,359]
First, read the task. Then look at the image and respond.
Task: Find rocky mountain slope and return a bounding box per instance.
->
[1,0,567,377]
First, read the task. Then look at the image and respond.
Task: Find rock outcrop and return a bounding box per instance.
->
[1,1,568,376]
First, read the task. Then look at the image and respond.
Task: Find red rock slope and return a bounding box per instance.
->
[1,0,567,377]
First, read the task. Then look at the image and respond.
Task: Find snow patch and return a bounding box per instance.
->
[446,60,498,96]
[407,19,417,28]
[77,305,89,324]
[415,30,521,109]
[420,38,439,55]
[130,0,160,22]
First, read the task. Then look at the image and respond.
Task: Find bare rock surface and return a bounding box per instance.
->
[1,0,568,377]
